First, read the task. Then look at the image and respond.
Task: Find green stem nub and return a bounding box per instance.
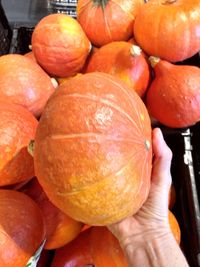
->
[149,56,160,68]
[28,140,35,157]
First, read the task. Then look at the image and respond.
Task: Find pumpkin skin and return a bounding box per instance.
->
[0,189,46,267]
[147,58,200,128]
[85,42,150,97]
[77,0,144,47]
[169,210,181,245]
[21,178,83,250]
[34,72,152,225]
[0,102,38,186]
[134,0,200,62]
[0,54,55,117]
[32,14,91,78]
[51,227,128,267]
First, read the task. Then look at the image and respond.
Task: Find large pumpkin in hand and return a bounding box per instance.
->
[0,190,45,267]
[51,227,128,267]
[147,57,200,128]
[21,178,83,250]
[85,42,150,97]
[0,54,55,117]
[0,102,38,186]
[32,14,91,77]
[34,72,152,225]
[77,0,144,47]
[134,0,200,62]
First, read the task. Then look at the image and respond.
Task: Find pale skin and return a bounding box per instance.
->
[108,128,189,267]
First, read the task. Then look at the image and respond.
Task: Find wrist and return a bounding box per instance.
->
[120,230,188,267]
[120,227,172,253]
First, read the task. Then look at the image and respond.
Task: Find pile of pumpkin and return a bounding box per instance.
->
[0,0,199,266]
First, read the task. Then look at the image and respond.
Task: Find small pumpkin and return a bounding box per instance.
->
[77,0,144,47]
[85,42,150,97]
[147,57,200,128]
[0,189,45,267]
[134,0,200,62]
[0,102,38,186]
[0,54,56,117]
[32,14,91,77]
[51,227,128,267]
[34,72,152,225]
[21,178,83,250]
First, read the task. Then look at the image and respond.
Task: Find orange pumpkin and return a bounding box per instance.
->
[169,210,181,245]
[57,73,83,86]
[34,72,152,225]
[51,227,128,267]
[81,224,91,232]
[0,102,38,186]
[85,42,150,97]
[81,45,99,73]
[134,0,200,62]
[21,178,83,250]
[147,57,200,128]
[32,14,91,77]
[77,0,144,47]
[24,51,37,62]
[0,189,46,267]
[0,54,56,117]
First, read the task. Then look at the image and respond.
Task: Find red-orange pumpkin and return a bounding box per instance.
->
[0,102,38,186]
[32,14,91,77]
[134,0,200,62]
[85,42,150,97]
[21,178,83,250]
[24,51,37,62]
[51,227,128,267]
[169,210,181,245]
[147,57,200,128]
[0,54,55,117]
[34,72,152,225]
[77,0,144,47]
[0,189,46,267]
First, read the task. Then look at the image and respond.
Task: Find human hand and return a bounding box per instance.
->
[108,127,173,248]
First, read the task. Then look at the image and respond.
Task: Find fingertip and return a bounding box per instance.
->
[152,128,172,161]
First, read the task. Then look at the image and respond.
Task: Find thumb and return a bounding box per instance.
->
[151,128,172,188]
[147,128,172,217]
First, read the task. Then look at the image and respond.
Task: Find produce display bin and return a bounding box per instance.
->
[0,1,200,266]
[160,126,200,267]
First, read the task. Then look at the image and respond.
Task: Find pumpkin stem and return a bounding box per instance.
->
[93,0,109,9]
[28,140,35,157]
[162,0,176,5]
[51,78,58,88]
[145,140,151,151]
[149,56,160,68]
[130,45,142,57]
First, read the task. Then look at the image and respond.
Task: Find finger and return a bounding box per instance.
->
[145,128,173,217]
[151,128,172,189]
